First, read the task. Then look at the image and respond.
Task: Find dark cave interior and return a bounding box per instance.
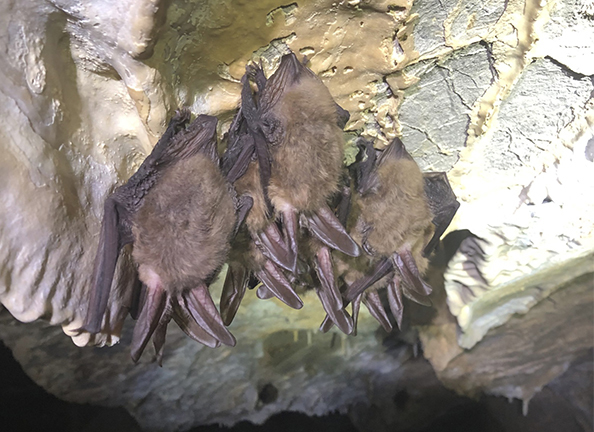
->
[1,340,590,432]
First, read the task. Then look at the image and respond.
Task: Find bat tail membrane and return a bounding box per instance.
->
[233,195,254,237]
[255,260,303,309]
[363,291,393,333]
[239,73,274,213]
[352,138,378,195]
[335,183,352,227]
[220,262,250,326]
[126,108,191,186]
[246,61,267,93]
[142,108,191,165]
[335,103,350,129]
[221,103,255,183]
[224,135,255,184]
[258,52,303,110]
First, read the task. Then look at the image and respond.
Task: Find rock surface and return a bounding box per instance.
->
[0,0,592,430]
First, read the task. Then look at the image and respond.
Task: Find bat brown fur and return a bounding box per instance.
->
[133,155,236,291]
[266,74,344,213]
[328,138,436,333]
[219,54,357,324]
[356,157,434,268]
[85,112,238,363]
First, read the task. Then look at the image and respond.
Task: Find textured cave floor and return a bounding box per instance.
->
[0,340,591,432]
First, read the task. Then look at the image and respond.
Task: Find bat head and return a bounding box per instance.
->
[352,138,379,195]
[259,52,305,110]
[376,137,413,167]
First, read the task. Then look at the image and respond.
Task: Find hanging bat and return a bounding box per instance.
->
[219,72,303,326]
[322,137,460,333]
[219,54,359,331]
[81,110,239,363]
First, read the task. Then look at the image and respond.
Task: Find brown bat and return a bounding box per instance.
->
[219,69,303,324]
[322,137,460,332]
[81,110,239,363]
[219,54,359,331]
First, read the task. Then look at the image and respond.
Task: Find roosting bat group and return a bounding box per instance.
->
[80,51,459,362]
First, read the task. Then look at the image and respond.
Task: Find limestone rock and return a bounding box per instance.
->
[0,0,592,430]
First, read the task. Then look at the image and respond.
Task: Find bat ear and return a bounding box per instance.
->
[352,138,379,195]
[258,52,304,110]
[314,247,354,335]
[377,137,413,165]
[277,52,304,80]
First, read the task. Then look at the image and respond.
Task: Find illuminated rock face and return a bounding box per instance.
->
[0,0,592,430]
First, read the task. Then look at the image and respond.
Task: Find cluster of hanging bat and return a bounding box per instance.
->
[80,51,460,363]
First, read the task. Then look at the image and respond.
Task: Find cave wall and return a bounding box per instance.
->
[0,0,592,430]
